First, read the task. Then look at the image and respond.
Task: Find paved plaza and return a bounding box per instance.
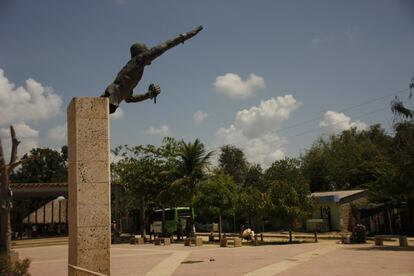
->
[15,238,414,276]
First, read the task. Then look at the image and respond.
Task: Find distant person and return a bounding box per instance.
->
[177,218,183,240]
[242,227,255,241]
[240,225,245,237]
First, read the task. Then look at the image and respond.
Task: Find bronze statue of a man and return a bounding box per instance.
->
[101,25,203,113]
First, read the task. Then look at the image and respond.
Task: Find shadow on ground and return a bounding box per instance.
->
[346,245,414,252]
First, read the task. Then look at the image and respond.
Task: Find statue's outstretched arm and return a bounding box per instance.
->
[125,84,161,103]
[142,26,203,61]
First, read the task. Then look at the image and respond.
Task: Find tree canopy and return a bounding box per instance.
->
[218,145,248,185]
[11,146,68,183]
[194,172,237,219]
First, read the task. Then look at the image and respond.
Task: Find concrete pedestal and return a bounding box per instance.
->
[130,236,145,245]
[67,97,110,276]
[220,237,242,247]
[184,237,203,246]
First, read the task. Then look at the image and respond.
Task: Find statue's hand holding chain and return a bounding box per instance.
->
[148,83,161,103]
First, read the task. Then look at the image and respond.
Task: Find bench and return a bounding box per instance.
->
[184,237,203,246]
[130,235,145,245]
[374,235,408,247]
[220,237,242,247]
[154,237,171,246]
[208,233,219,241]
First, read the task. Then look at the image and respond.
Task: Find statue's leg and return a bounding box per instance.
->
[103,84,122,114]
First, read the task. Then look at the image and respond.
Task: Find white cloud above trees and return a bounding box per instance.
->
[319,110,367,133]
[0,68,64,158]
[0,123,39,159]
[214,73,265,99]
[47,123,67,144]
[214,95,301,167]
[144,125,172,137]
[193,110,209,125]
[0,69,62,125]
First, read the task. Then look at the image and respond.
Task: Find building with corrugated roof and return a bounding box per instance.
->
[307,190,368,232]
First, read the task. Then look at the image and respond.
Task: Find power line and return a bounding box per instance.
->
[287,105,390,139]
[276,88,409,133]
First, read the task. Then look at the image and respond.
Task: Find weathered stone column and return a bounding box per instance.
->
[67,97,110,276]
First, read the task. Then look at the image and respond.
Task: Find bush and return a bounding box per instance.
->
[0,254,31,276]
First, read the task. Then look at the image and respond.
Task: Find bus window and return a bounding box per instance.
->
[177,209,192,218]
[165,210,175,220]
[150,211,162,222]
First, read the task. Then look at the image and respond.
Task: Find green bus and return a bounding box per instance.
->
[149,207,194,235]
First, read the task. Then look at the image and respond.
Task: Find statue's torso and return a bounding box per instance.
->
[114,57,146,95]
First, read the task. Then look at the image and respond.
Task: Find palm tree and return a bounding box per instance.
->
[391,77,414,121]
[172,139,213,236]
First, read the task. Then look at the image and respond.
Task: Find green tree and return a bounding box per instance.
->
[194,172,237,236]
[301,126,393,192]
[172,139,213,236]
[155,137,187,208]
[391,122,414,202]
[264,158,301,186]
[218,145,248,185]
[370,123,414,202]
[236,163,266,231]
[391,77,414,121]
[112,144,166,236]
[9,147,68,240]
[237,186,267,231]
[267,176,314,230]
[244,164,265,191]
[300,141,331,192]
[11,147,68,183]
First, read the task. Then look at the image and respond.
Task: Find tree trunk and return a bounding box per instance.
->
[219,214,222,241]
[407,202,414,234]
[0,168,11,255]
[190,189,196,237]
[161,205,166,234]
[189,206,195,237]
[386,208,393,235]
[233,213,236,234]
[139,196,146,237]
[0,126,21,256]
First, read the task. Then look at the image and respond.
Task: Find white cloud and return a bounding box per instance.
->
[0,69,63,125]
[144,125,172,137]
[319,111,367,134]
[0,123,39,160]
[114,0,126,5]
[0,68,64,159]
[346,27,360,42]
[214,73,265,99]
[312,37,329,45]
[47,123,67,144]
[234,95,301,139]
[214,95,301,168]
[193,110,209,125]
[110,107,124,120]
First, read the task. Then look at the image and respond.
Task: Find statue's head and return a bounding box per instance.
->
[130,43,148,58]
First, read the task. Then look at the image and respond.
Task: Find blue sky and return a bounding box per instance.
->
[1,0,413,167]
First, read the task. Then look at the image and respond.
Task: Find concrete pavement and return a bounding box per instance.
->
[15,238,414,276]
